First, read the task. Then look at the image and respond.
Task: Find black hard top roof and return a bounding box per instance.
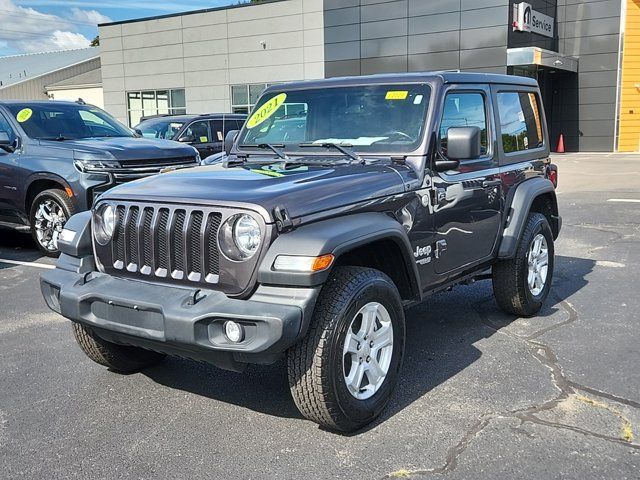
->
[0,100,92,106]
[264,71,538,92]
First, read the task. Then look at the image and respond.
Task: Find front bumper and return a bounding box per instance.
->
[41,265,319,371]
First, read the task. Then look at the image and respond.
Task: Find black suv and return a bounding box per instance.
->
[0,101,200,255]
[134,113,246,159]
[41,73,561,431]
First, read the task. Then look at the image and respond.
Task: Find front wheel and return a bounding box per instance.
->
[29,188,76,256]
[492,212,554,316]
[287,266,405,432]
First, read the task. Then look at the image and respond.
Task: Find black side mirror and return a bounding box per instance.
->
[446,126,481,160]
[134,128,143,137]
[178,135,195,143]
[0,131,15,153]
[224,129,239,155]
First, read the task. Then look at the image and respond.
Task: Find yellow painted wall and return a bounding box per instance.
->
[618,0,640,151]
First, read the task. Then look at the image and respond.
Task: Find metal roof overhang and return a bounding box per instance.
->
[507,47,578,72]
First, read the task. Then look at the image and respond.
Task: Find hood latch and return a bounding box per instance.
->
[273,205,293,233]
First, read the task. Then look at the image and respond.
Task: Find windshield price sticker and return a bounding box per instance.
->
[385,90,408,100]
[16,108,33,122]
[247,93,287,129]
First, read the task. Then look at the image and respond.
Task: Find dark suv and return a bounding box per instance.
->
[41,73,560,431]
[134,113,246,159]
[0,101,200,255]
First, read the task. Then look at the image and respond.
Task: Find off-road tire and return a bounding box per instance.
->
[492,212,554,316]
[72,323,166,373]
[287,266,405,432]
[29,188,76,257]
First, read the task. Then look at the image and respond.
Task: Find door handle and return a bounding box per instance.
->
[482,179,502,188]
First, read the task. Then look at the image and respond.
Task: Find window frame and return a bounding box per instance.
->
[435,84,496,166]
[126,88,186,127]
[491,84,549,166]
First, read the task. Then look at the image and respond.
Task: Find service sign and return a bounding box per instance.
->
[513,2,554,38]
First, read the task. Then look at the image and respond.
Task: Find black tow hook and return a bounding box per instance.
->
[187,289,204,306]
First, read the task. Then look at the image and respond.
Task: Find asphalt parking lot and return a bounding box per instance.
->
[1,153,639,479]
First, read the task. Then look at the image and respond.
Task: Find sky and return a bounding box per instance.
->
[0,0,240,56]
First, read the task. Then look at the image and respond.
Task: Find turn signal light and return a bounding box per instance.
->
[273,254,335,273]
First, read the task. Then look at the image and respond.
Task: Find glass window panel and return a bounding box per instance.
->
[127,92,142,111]
[142,91,156,115]
[156,90,170,114]
[497,92,544,153]
[439,92,488,156]
[170,89,186,108]
[249,84,266,104]
[184,120,210,144]
[232,85,248,106]
[128,110,143,128]
[232,106,249,114]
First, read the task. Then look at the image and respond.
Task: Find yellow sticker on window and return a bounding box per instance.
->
[199,136,208,143]
[385,91,408,100]
[246,93,287,129]
[16,108,32,122]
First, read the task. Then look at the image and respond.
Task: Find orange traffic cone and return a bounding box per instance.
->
[556,134,565,153]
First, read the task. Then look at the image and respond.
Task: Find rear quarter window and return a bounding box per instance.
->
[497,92,544,153]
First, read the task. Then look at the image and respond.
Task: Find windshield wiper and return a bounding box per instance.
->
[241,143,289,160]
[41,135,71,141]
[298,142,363,163]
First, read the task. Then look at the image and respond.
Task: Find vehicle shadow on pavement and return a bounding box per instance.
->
[141,255,595,431]
[0,227,42,266]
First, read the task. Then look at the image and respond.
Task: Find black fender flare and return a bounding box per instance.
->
[24,172,75,211]
[257,212,420,295]
[498,177,556,259]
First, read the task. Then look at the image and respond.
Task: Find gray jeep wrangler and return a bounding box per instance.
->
[41,72,560,432]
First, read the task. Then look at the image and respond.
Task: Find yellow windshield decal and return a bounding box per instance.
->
[385,90,408,100]
[16,108,33,122]
[246,93,287,129]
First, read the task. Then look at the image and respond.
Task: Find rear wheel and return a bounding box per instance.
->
[492,212,554,316]
[72,323,166,373]
[287,266,405,432]
[29,188,75,256]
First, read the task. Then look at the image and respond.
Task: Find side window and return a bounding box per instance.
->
[0,113,16,143]
[497,92,544,153]
[184,120,210,144]
[439,92,488,157]
[210,120,239,142]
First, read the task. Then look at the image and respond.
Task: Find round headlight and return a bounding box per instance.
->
[218,213,262,261]
[233,214,261,258]
[102,204,116,237]
[94,204,116,245]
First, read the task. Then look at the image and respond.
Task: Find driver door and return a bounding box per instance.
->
[431,85,503,275]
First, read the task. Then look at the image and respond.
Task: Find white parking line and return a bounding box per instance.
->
[0,258,54,269]
[607,199,640,203]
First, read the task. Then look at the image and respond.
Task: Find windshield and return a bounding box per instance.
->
[237,83,430,154]
[135,118,186,140]
[6,103,133,140]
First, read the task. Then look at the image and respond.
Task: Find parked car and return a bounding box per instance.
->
[0,100,200,255]
[134,113,246,159]
[41,72,560,431]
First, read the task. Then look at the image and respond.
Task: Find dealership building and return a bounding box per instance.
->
[98,0,639,152]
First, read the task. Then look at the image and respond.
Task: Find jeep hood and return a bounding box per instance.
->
[41,137,197,161]
[101,161,410,222]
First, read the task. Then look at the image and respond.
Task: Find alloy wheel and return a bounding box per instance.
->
[342,301,394,400]
[34,199,66,252]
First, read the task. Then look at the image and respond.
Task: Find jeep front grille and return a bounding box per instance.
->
[109,204,222,284]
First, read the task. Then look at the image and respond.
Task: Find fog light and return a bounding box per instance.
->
[224,320,244,343]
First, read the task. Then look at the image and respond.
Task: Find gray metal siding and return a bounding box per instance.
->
[557,0,621,152]
[324,0,509,78]
[0,58,100,101]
